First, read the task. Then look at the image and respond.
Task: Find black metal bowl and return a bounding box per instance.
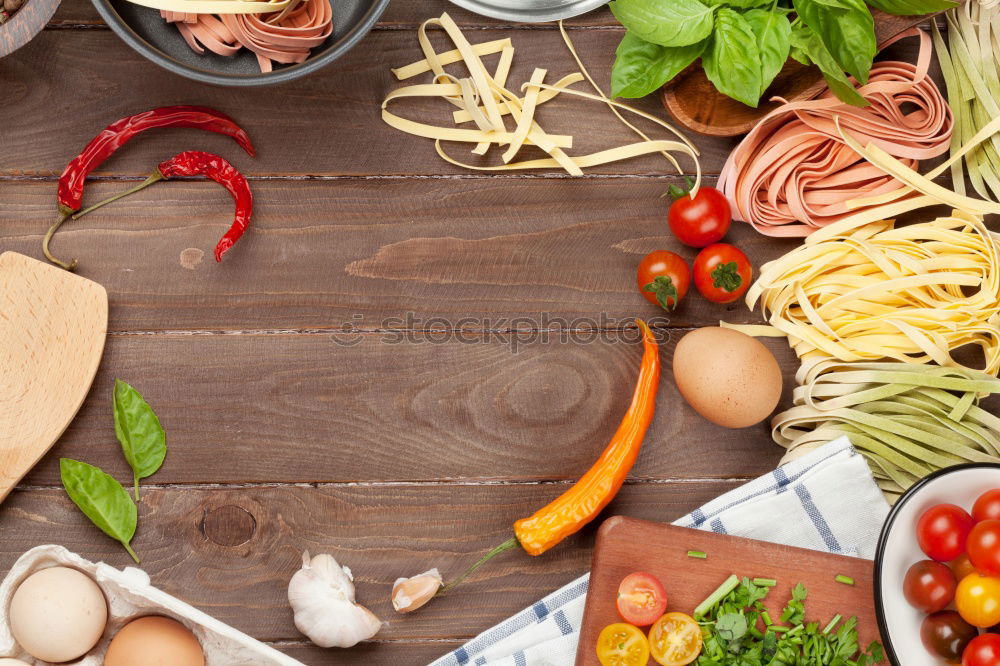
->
[873,462,1000,666]
[90,0,389,86]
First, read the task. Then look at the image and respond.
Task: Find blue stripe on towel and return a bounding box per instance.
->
[555,610,573,636]
[796,484,841,553]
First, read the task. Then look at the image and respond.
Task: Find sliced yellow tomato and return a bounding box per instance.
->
[596,622,650,666]
[648,612,703,666]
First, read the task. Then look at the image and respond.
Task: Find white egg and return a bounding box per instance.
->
[0,659,31,665]
[9,566,108,662]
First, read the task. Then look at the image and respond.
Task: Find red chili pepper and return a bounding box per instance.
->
[44,106,254,270]
[157,151,253,262]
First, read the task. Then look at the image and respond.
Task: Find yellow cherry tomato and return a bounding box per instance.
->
[648,612,703,666]
[596,622,650,666]
[956,573,1000,628]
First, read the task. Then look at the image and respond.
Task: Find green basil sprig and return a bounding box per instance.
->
[609,0,955,107]
[113,379,166,501]
[61,459,139,563]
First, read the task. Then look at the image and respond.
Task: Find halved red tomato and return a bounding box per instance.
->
[616,572,668,626]
[648,612,703,666]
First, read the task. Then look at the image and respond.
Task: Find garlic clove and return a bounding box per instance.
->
[392,568,443,613]
[288,551,382,648]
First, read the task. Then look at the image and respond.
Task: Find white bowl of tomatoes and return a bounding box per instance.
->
[874,463,1000,666]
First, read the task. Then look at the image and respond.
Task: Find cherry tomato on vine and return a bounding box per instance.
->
[963,633,1000,666]
[969,520,1000,577]
[957,574,1000,628]
[638,251,690,311]
[692,244,752,304]
[596,623,649,666]
[974,490,1000,523]
[921,611,978,662]
[616,572,668,626]
[905,560,957,613]
[648,612,702,666]
[918,504,976,562]
[667,183,732,248]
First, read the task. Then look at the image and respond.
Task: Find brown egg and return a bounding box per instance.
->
[673,327,783,428]
[105,616,205,666]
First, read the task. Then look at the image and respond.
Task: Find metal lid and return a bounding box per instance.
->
[447,0,609,23]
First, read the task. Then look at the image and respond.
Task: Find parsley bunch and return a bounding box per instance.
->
[694,577,885,665]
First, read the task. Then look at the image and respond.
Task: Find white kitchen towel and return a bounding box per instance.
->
[428,436,889,666]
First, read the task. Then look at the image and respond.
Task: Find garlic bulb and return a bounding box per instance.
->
[288,551,382,648]
[392,568,443,613]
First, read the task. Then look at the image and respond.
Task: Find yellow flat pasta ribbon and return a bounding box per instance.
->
[380,12,700,179]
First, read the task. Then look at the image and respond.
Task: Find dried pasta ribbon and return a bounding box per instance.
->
[718,29,952,237]
[136,0,289,14]
[735,206,1000,374]
[381,13,700,180]
[162,0,331,73]
[771,359,1000,502]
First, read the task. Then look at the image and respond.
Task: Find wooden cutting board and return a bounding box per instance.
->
[576,516,881,666]
[0,252,108,504]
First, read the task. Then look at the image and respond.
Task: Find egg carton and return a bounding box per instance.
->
[0,545,306,666]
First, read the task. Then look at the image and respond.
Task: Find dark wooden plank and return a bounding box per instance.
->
[0,27,736,177]
[49,0,618,28]
[0,178,800,330]
[278,640,465,665]
[20,330,793,485]
[0,482,744,648]
[0,24,938,178]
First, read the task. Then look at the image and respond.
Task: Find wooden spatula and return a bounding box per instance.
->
[0,252,107,503]
[660,10,949,137]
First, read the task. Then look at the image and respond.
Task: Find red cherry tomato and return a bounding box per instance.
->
[954,553,981,581]
[692,244,752,304]
[616,572,668,626]
[919,504,976,562]
[905,560,957,613]
[637,251,691,311]
[667,185,731,248]
[975,490,1000,523]
[921,611,979,662]
[963,633,1000,666]
[969,520,1000,577]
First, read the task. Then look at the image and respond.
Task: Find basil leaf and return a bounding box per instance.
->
[865,0,956,13]
[789,22,868,107]
[705,0,771,7]
[113,379,166,502]
[611,32,707,98]
[744,9,792,97]
[793,0,875,84]
[702,9,764,107]
[61,459,139,563]
[609,0,715,47]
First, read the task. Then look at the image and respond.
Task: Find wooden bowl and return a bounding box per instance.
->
[661,10,949,137]
[0,0,61,58]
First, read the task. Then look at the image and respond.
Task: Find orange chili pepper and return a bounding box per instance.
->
[513,318,660,555]
[436,319,660,595]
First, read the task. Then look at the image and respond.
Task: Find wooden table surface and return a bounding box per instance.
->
[0,4,932,663]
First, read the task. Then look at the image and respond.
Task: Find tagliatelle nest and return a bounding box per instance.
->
[381,13,701,181]
[728,116,1000,377]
